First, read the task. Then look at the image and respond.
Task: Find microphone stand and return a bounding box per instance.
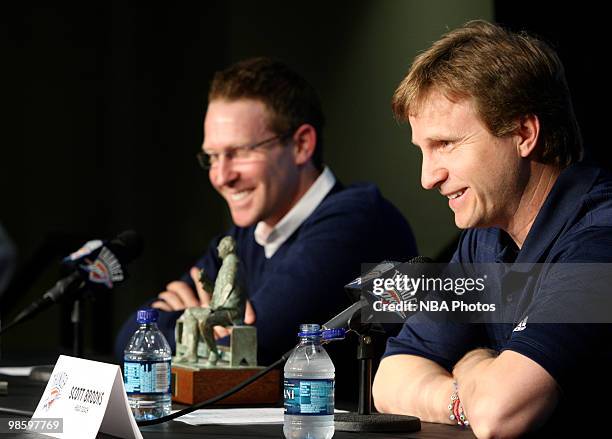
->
[333,307,421,433]
[357,333,373,415]
[0,278,88,383]
[26,296,83,384]
[71,299,82,357]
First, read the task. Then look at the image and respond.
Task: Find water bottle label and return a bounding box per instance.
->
[283,378,334,416]
[124,360,171,394]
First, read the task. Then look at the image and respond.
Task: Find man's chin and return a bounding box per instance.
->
[453,215,472,230]
[229,211,259,228]
[454,215,490,230]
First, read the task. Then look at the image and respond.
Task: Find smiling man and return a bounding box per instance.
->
[413,89,558,244]
[115,58,418,380]
[372,21,612,437]
[203,98,317,229]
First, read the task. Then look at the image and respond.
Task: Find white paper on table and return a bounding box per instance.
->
[0,366,35,376]
[175,408,347,426]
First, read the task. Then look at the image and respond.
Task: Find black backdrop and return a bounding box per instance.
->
[496,2,610,170]
[2,4,230,358]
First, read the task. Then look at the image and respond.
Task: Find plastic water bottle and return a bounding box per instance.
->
[123,308,172,421]
[284,323,335,439]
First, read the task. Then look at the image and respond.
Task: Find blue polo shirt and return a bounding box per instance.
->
[384,162,612,429]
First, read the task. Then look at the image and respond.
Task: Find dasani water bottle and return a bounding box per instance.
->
[123,308,172,421]
[284,323,335,439]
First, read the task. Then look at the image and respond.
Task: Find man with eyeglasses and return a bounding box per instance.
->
[115,58,417,388]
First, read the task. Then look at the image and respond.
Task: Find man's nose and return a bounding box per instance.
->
[211,155,238,187]
[420,152,448,190]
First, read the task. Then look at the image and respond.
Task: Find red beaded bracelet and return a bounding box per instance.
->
[448,382,469,427]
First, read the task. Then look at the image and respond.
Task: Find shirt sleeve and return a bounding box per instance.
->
[383,315,488,372]
[113,235,224,360]
[178,234,224,287]
[503,226,612,388]
[383,228,488,370]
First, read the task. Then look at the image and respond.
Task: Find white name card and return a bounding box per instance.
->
[32,355,142,439]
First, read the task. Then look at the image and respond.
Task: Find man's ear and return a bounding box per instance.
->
[516,114,540,158]
[291,124,317,165]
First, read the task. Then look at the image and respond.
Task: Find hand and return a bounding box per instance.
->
[152,280,199,311]
[451,348,497,418]
[452,348,497,383]
[212,300,257,339]
[151,266,214,312]
[244,299,256,325]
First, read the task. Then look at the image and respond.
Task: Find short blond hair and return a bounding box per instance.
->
[392,20,582,167]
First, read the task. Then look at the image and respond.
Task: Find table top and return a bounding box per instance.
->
[0,373,475,438]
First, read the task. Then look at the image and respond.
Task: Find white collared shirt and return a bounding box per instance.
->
[254,166,336,258]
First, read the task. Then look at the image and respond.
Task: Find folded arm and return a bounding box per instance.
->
[374,349,559,438]
[373,354,455,424]
[452,348,558,438]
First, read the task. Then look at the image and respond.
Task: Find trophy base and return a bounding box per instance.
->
[171,364,281,405]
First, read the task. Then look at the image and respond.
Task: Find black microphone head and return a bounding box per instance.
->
[73,230,143,290]
[109,230,144,264]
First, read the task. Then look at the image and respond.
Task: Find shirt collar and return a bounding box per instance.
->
[502,162,600,268]
[254,166,336,258]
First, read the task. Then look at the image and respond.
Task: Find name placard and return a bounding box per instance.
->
[31,355,142,439]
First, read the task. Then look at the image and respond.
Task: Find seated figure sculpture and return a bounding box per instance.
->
[175,236,245,366]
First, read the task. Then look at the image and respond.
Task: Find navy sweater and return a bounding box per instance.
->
[116,182,417,388]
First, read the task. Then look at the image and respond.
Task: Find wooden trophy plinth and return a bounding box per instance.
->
[171,325,280,405]
[171,364,281,405]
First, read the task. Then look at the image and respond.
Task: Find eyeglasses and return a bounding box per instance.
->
[196,133,290,170]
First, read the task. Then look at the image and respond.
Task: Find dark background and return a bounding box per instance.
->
[1,1,609,361]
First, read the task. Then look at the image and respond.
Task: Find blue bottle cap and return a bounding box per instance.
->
[322,328,346,341]
[298,323,321,337]
[136,308,159,323]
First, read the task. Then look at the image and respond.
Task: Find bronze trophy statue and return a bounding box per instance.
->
[174,236,254,367]
[171,236,279,405]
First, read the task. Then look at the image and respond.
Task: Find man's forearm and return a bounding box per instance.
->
[373,355,456,424]
[452,349,559,438]
[452,348,497,398]
[451,348,496,428]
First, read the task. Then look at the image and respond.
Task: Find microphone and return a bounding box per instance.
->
[322,297,370,330]
[324,256,434,330]
[60,229,143,295]
[0,230,143,335]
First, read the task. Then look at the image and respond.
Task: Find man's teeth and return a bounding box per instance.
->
[231,191,250,201]
[447,190,465,200]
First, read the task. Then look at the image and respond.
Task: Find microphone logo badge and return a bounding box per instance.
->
[64,239,103,263]
[80,247,125,289]
[377,273,418,320]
